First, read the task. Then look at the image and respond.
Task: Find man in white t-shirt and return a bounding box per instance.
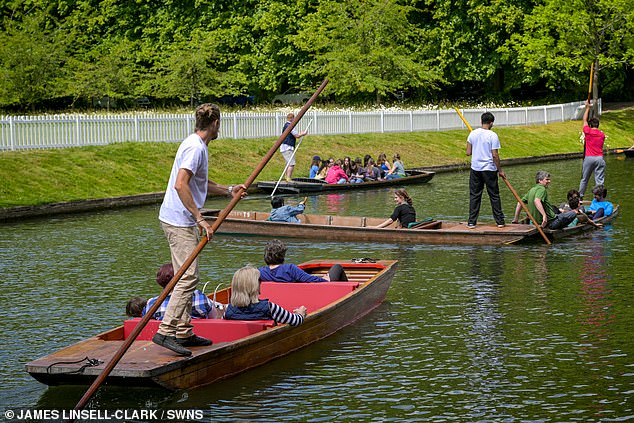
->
[280,113,308,181]
[466,112,506,228]
[155,103,242,356]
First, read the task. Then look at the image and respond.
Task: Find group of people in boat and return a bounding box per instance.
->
[147,102,613,357]
[308,153,406,184]
[127,240,349,354]
[466,101,613,230]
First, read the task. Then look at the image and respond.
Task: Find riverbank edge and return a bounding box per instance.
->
[0,151,589,223]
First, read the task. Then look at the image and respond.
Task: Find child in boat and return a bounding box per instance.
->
[125,296,147,318]
[141,263,222,320]
[349,157,364,183]
[585,185,613,220]
[375,189,417,228]
[566,196,603,228]
[259,239,348,282]
[224,266,307,326]
[269,196,306,223]
[315,158,333,180]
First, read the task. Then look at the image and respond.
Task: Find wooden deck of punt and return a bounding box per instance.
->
[255,169,435,194]
[202,205,619,245]
[26,260,397,390]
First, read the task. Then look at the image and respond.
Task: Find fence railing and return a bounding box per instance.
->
[0,100,594,151]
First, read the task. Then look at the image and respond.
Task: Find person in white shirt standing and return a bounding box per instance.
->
[280,112,308,181]
[155,103,242,356]
[466,112,506,229]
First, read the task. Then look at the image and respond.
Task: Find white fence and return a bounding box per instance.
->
[0,101,592,151]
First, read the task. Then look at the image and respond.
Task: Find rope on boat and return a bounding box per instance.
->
[46,356,103,374]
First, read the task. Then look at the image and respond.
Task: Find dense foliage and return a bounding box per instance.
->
[1,0,633,111]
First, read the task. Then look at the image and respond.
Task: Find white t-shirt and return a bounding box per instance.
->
[159,133,208,227]
[467,127,501,172]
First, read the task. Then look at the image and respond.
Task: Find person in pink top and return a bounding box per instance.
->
[325,159,350,184]
[579,100,606,200]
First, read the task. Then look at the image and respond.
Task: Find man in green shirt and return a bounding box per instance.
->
[511,170,577,229]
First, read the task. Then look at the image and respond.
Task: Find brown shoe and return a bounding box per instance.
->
[152,333,192,356]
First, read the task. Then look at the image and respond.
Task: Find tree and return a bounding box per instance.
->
[295,0,443,103]
[0,11,70,110]
[504,0,634,107]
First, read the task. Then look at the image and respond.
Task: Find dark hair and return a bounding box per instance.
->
[481,112,495,125]
[395,189,413,206]
[363,154,372,168]
[156,263,174,288]
[264,239,287,265]
[126,296,147,317]
[195,103,220,131]
[567,189,580,201]
[592,184,607,198]
[271,196,284,209]
[568,196,580,209]
[588,117,600,128]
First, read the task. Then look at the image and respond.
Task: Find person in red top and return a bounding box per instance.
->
[579,100,606,200]
[325,159,350,184]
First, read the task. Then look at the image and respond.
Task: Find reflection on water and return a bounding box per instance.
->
[1,157,633,421]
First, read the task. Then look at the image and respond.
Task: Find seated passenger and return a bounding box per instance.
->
[269,196,306,223]
[364,158,381,181]
[350,157,365,183]
[325,159,349,184]
[375,189,417,228]
[142,263,220,320]
[377,153,393,178]
[258,239,348,282]
[559,189,581,212]
[309,155,321,179]
[342,156,353,178]
[126,296,147,318]
[224,266,307,326]
[585,185,613,220]
[385,153,406,179]
[567,196,603,228]
[315,158,333,180]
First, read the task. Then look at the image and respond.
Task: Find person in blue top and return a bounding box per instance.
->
[269,196,306,223]
[585,185,613,221]
[258,239,348,282]
[309,156,321,178]
[224,266,307,326]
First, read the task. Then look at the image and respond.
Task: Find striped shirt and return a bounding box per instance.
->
[269,301,304,326]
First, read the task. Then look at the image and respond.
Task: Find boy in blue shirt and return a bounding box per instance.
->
[585,185,613,220]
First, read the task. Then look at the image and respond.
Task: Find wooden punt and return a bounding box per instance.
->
[543,205,619,239]
[200,206,619,245]
[623,149,634,158]
[255,169,435,194]
[201,210,539,245]
[26,260,397,390]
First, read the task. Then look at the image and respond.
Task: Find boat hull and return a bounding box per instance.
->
[256,170,435,194]
[26,260,397,390]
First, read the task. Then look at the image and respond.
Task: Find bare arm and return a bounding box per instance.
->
[583,100,591,127]
[512,202,523,223]
[492,149,505,178]
[376,218,395,228]
[533,198,548,227]
[174,169,213,239]
[466,142,472,156]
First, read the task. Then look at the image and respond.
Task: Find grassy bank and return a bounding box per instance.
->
[1,108,633,208]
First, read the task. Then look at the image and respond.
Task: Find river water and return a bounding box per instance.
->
[1,156,632,422]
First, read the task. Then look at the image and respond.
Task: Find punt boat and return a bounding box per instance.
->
[26,260,397,390]
[255,169,435,194]
[199,206,619,246]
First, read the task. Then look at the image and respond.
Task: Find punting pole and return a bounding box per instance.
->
[270,118,314,197]
[454,107,551,245]
[72,79,329,415]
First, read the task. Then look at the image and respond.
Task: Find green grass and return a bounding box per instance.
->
[1,107,633,208]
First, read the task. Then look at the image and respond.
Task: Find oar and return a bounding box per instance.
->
[454,108,551,245]
[270,118,314,197]
[72,79,329,414]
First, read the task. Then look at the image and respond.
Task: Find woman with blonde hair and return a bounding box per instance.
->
[224,266,307,326]
[375,189,417,228]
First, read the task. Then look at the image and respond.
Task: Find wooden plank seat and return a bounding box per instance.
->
[259,281,359,313]
[329,216,366,227]
[123,318,274,342]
